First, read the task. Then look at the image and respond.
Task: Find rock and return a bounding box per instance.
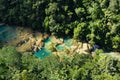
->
[46,42,57,52]
[43,33,48,39]
[91,52,96,57]
[82,43,88,51]
[82,43,92,52]
[33,45,38,52]
[59,38,64,43]
[50,36,56,43]
[70,46,78,52]
[57,39,63,44]
[74,43,92,54]
[78,42,83,49]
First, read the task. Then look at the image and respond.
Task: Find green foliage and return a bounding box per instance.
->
[0,46,22,79]
[0,46,21,69]
[0,46,120,79]
[0,0,120,51]
[73,22,88,41]
[46,42,56,52]
[0,0,120,79]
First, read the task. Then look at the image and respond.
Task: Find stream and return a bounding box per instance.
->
[34,38,72,59]
[0,25,119,59]
[0,25,72,59]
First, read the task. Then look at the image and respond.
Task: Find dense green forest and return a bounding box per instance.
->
[0,46,120,80]
[0,0,120,51]
[0,0,120,79]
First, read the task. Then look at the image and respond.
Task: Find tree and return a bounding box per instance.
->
[0,46,22,70]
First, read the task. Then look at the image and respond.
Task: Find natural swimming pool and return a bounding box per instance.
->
[34,38,52,59]
[34,38,72,59]
[0,25,72,59]
[56,38,72,51]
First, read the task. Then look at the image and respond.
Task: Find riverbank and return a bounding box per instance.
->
[1,26,93,58]
[1,26,119,59]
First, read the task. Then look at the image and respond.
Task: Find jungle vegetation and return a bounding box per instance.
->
[0,46,120,80]
[0,0,120,51]
[0,0,120,79]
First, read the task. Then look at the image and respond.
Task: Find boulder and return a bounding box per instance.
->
[82,43,92,52]
[57,39,63,44]
[43,33,48,39]
[17,40,33,52]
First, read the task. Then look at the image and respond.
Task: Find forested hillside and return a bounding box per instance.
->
[0,46,120,80]
[0,0,120,51]
[0,0,120,80]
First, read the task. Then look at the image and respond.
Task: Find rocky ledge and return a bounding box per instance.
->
[8,27,48,53]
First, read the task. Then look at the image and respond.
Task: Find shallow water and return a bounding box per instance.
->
[34,38,52,59]
[34,38,72,59]
[64,38,72,47]
[56,44,65,51]
[34,47,51,59]
[44,38,52,46]
[0,26,73,59]
[56,38,72,51]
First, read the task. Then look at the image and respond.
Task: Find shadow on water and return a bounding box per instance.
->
[0,25,17,44]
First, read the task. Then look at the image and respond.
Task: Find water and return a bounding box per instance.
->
[0,26,17,43]
[34,38,52,59]
[56,44,65,51]
[0,26,72,59]
[34,47,51,59]
[34,38,72,58]
[44,38,52,46]
[56,38,72,51]
[64,38,72,47]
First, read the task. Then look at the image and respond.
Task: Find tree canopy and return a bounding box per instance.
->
[0,0,120,51]
[0,46,120,80]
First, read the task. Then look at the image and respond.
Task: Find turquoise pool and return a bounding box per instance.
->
[0,26,72,59]
[34,47,51,59]
[64,38,72,47]
[35,37,72,59]
[56,44,65,51]
[44,38,52,46]
[34,38,52,59]
[56,38,72,51]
